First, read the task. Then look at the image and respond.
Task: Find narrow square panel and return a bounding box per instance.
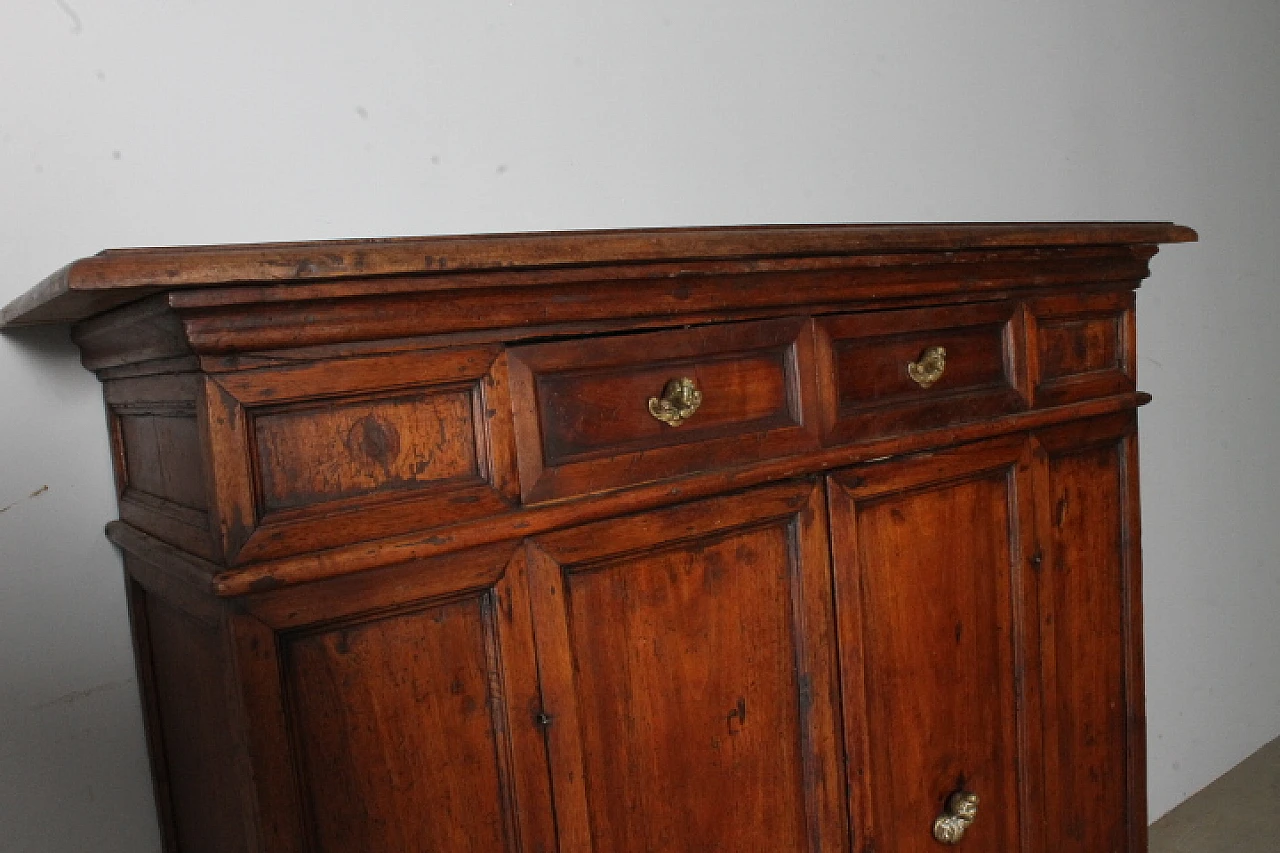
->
[118,413,208,510]
[1037,316,1121,381]
[1027,291,1135,407]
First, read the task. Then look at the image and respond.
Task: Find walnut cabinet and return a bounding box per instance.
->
[2,223,1195,852]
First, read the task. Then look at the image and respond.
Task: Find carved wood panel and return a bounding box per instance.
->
[202,347,519,564]
[828,437,1043,853]
[524,482,847,852]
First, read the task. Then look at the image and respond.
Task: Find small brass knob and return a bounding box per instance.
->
[933,791,979,845]
[648,377,702,427]
[908,346,947,389]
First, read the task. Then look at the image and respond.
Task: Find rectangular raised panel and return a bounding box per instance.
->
[829,439,1039,853]
[1035,415,1141,851]
[118,414,208,510]
[1038,316,1121,380]
[284,596,514,853]
[568,526,808,851]
[133,583,250,853]
[833,323,1008,405]
[527,484,847,852]
[236,544,555,853]
[1043,445,1127,849]
[204,347,519,563]
[508,318,821,503]
[536,351,793,463]
[105,374,216,559]
[253,388,480,513]
[1028,291,1135,406]
[815,302,1027,446]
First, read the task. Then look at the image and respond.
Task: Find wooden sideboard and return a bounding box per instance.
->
[2,223,1196,852]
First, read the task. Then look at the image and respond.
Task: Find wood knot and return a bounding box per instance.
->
[348,414,401,471]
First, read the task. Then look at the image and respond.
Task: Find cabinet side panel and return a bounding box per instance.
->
[1040,435,1133,851]
[283,595,515,853]
[118,413,208,510]
[107,375,218,560]
[125,575,180,853]
[134,576,251,853]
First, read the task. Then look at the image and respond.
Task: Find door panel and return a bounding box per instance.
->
[286,598,510,852]
[828,436,1040,853]
[526,482,847,853]
[1034,413,1144,852]
[243,545,555,853]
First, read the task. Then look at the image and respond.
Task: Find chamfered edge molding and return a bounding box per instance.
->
[1,221,1196,328]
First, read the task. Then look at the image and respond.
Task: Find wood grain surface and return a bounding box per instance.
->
[3,222,1194,326]
[13,223,1194,852]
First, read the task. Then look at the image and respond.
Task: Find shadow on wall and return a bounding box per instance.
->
[0,323,163,850]
[0,672,158,850]
[2,324,93,387]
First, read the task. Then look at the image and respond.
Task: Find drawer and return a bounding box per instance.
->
[814,302,1028,445]
[1027,291,1135,406]
[508,318,821,502]
[202,346,520,564]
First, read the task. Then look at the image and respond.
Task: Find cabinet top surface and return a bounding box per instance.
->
[1,221,1195,328]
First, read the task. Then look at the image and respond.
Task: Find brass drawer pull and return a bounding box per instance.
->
[648,377,702,427]
[933,791,979,844]
[908,345,947,388]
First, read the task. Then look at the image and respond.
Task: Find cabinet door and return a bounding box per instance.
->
[1032,413,1145,852]
[525,482,848,853]
[237,543,556,853]
[828,436,1042,853]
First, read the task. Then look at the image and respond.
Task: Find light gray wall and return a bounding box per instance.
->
[2,1,1277,848]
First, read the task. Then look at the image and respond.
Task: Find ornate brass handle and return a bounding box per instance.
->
[933,791,979,845]
[648,377,702,427]
[907,346,947,389]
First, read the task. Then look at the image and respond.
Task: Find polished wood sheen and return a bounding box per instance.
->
[508,317,820,502]
[284,598,512,851]
[829,438,1041,853]
[1,223,1195,852]
[202,346,519,564]
[814,302,1027,445]
[525,483,846,852]
[1035,413,1147,852]
[1026,292,1136,407]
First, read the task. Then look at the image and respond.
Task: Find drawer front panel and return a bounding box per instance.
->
[204,347,519,563]
[509,318,820,502]
[536,352,792,462]
[1028,291,1135,407]
[253,388,480,513]
[816,303,1027,445]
